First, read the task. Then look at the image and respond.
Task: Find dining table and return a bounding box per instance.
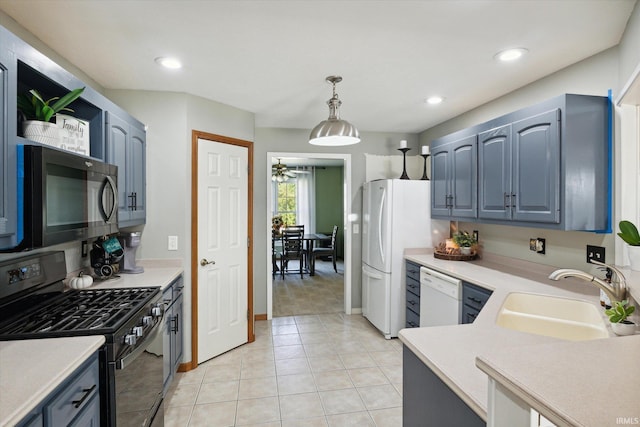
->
[272,232,331,275]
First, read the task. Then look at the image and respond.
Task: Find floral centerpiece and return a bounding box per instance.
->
[272,215,284,234]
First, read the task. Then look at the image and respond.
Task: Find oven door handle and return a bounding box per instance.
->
[116,315,164,370]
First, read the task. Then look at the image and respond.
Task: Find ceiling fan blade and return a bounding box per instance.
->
[289,170,311,174]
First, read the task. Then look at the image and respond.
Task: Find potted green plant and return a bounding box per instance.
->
[452,231,477,255]
[617,220,640,271]
[17,87,85,146]
[605,299,637,336]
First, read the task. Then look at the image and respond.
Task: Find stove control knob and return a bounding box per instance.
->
[152,304,164,317]
[124,334,137,346]
[133,326,144,337]
[142,315,153,326]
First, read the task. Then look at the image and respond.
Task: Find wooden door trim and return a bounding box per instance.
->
[191,130,255,370]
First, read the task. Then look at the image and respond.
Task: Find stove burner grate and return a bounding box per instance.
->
[0,287,158,335]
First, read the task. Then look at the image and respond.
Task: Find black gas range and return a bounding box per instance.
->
[0,251,165,427]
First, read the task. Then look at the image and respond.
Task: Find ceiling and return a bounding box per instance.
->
[0,0,636,134]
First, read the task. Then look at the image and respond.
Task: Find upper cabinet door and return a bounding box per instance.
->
[450,135,477,218]
[511,109,560,223]
[430,145,451,217]
[128,124,146,223]
[106,112,130,224]
[478,125,512,220]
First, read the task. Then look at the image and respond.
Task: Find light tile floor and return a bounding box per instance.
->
[164,313,403,426]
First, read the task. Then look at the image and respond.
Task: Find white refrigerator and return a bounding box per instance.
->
[362,179,431,338]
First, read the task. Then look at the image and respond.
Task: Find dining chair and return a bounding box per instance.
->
[309,225,339,276]
[280,226,305,278]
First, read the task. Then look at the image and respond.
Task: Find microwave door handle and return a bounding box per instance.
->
[100,176,118,222]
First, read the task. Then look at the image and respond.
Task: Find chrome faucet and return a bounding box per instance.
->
[548,260,627,303]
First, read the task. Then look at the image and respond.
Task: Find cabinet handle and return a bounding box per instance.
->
[445,194,454,208]
[408,300,417,306]
[128,192,135,210]
[504,192,510,208]
[172,313,179,333]
[468,297,482,304]
[407,321,418,327]
[72,384,97,408]
[511,193,516,208]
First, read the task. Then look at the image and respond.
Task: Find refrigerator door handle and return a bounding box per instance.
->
[362,265,383,280]
[377,189,386,264]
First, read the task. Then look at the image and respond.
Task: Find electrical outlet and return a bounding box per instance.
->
[587,245,605,264]
[529,238,545,254]
[168,235,178,251]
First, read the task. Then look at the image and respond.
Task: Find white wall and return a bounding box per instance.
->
[418,9,640,273]
[105,89,255,364]
[254,128,420,311]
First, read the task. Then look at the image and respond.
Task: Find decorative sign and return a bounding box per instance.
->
[56,114,90,155]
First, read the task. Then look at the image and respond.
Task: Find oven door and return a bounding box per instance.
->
[111,316,165,427]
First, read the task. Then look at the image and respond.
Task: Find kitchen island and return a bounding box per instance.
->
[401,249,639,426]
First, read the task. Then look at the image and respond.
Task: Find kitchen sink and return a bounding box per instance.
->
[495,292,609,341]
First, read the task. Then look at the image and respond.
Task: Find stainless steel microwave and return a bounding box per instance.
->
[16,145,118,249]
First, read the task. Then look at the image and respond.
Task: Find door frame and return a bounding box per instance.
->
[266,151,352,319]
[191,130,254,369]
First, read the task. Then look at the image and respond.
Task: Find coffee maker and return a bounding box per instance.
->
[118,232,144,274]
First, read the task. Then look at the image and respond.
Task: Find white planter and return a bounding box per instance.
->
[611,321,637,336]
[22,120,60,146]
[460,247,471,255]
[627,245,640,271]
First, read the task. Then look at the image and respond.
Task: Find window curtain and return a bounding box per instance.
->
[296,167,315,233]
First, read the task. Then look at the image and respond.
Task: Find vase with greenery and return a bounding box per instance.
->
[452,231,477,255]
[17,87,85,145]
[605,299,637,336]
[618,220,640,271]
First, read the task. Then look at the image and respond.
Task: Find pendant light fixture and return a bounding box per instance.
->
[309,76,360,146]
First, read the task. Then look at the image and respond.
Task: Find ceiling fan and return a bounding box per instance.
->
[271,159,309,182]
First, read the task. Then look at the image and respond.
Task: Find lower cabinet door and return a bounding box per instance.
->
[69,395,100,427]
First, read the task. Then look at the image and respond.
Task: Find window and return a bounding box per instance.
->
[276,181,297,226]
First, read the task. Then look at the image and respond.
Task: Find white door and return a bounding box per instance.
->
[197,138,248,363]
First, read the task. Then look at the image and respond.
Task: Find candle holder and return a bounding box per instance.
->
[420,154,431,180]
[398,148,411,180]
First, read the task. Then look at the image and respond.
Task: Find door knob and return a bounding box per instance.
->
[200,258,216,266]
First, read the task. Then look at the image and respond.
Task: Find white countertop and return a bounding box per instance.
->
[66,259,184,291]
[0,336,105,427]
[400,249,639,424]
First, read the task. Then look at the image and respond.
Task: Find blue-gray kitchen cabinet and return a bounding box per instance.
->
[1,23,147,250]
[403,346,484,427]
[435,94,609,231]
[430,133,477,219]
[0,27,18,250]
[162,275,184,394]
[106,111,146,228]
[479,109,561,224]
[16,351,100,427]
[405,261,421,328]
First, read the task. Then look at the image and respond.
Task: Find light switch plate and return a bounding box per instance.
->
[353,224,359,234]
[168,235,178,251]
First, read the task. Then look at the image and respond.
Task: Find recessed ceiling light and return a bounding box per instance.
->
[154,56,182,69]
[494,48,528,62]
[426,96,444,105]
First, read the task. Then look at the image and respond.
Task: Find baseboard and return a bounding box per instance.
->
[255,313,268,321]
[351,308,363,314]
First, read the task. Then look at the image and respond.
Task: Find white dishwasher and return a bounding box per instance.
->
[419,266,462,326]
